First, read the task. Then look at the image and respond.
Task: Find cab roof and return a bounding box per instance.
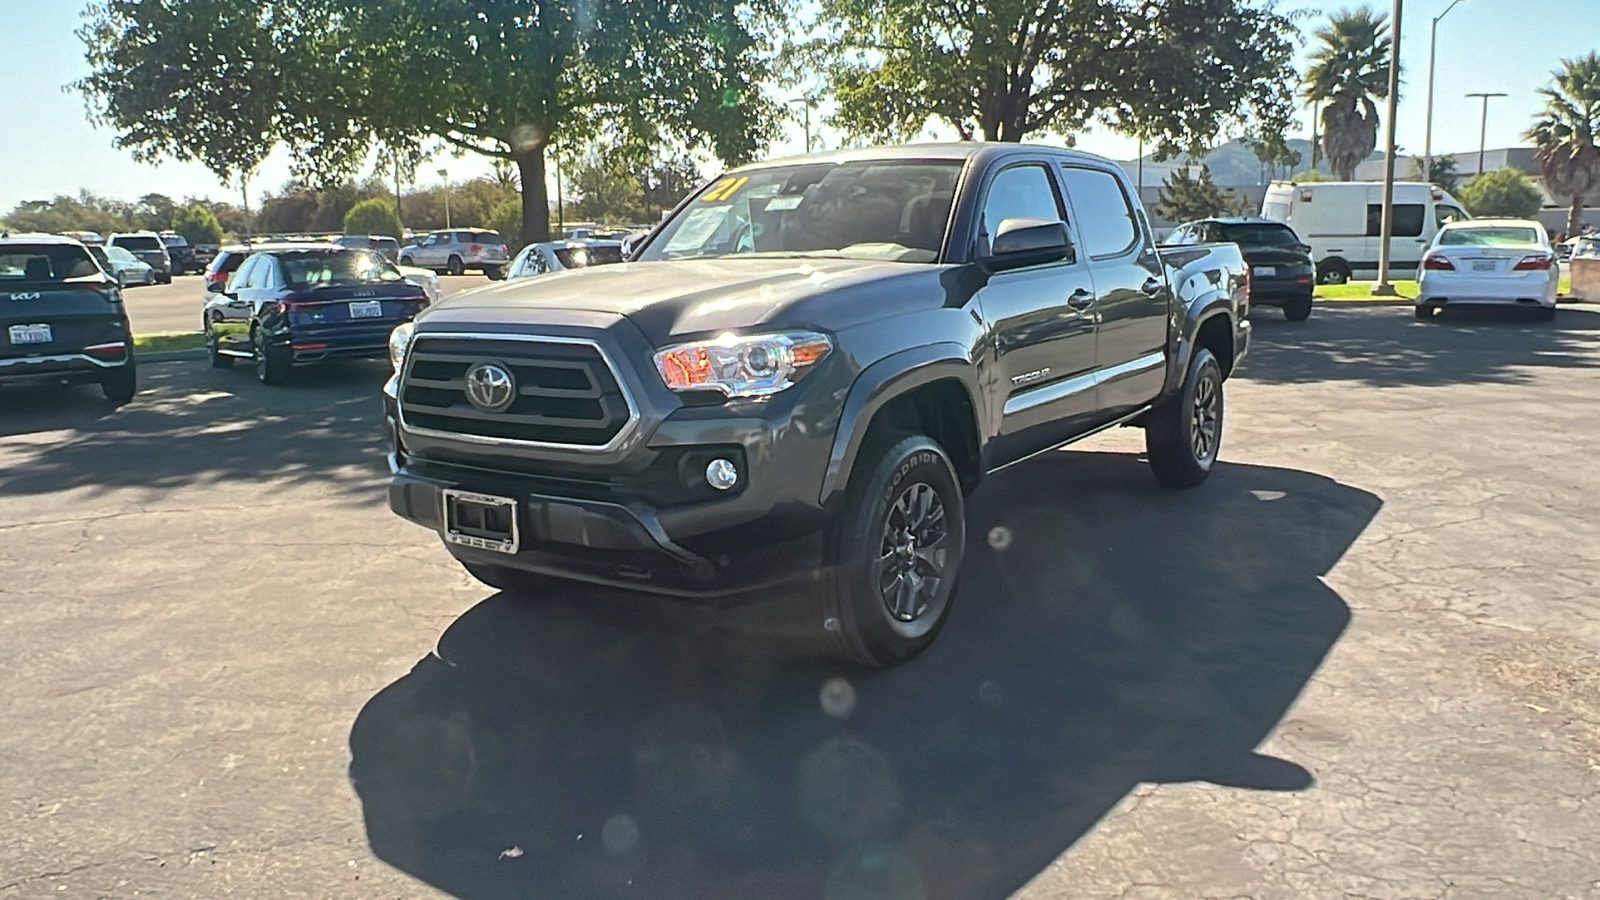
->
[728,141,1121,173]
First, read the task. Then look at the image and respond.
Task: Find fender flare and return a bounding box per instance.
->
[818,342,983,507]
[1167,295,1236,395]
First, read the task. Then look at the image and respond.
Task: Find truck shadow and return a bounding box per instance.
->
[1243,304,1600,387]
[350,452,1379,900]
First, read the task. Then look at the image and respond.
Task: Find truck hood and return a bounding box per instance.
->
[423,257,950,344]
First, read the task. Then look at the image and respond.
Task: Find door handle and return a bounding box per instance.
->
[1066,288,1095,310]
[1140,277,1164,296]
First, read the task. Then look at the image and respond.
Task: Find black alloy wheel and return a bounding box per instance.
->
[876,481,951,624]
[1145,347,1224,489]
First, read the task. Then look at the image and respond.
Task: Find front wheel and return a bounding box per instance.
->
[822,434,965,667]
[446,255,465,276]
[1145,348,1224,489]
[101,363,137,405]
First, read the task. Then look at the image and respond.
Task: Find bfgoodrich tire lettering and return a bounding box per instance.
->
[1145,347,1224,489]
[822,434,965,667]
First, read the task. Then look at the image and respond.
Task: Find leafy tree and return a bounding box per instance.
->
[171,203,224,245]
[1293,169,1336,183]
[1457,169,1543,219]
[1304,9,1391,181]
[809,0,1297,155]
[1411,154,1460,193]
[1156,166,1251,223]
[135,193,176,232]
[1526,52,1600,237]
[344,198,403,238]
[570,149,647,224]
[1251,134,1302,182]
[1,192,136,235]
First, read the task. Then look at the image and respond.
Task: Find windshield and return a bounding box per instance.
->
[1219,223,1302,247]
[639,159,963,263]
[0,244,104,283]
[161,234,189,247]
[279,249,403,286]
[115,235,163,251]
[1439,226,1542,247]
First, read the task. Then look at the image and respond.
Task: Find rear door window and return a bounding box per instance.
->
[1059,166,1141,258]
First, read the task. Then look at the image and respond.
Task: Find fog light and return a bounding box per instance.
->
[705,458,738,490]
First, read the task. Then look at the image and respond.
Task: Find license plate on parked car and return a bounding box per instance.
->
[1253,266,1276,277]
[442,490,519,554]
[348,300,383,318]
[8,324,51,345]
[1472,260,1497,272]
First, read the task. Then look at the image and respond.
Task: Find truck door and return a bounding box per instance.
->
[974,160,1101,468]
[1059,164,1170,417]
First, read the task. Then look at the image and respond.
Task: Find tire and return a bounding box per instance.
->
[1414,304,1436,321]
[821,434,966,668]
[1283,293,1313,322]
[399,255,414,267]
[206,327,233,368]
[1145,348,1224,489]
[446,255,465,276]
[460,561,563,596]
[1535,305,1557,322]
[483,265,504,281]
[101,363,137,405]
[254,330,292,385]
[158,273,172,285]
[1316,259,1351,285]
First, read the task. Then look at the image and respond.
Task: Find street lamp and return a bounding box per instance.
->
[1423,0,1468,184]
[1465,92,1508,175]
[436,167,451,229]
[787,98,819,153]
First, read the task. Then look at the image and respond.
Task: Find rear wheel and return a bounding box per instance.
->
[1316,259,1351,285]
[100,363,137,405]
[254,330,292,385]
[1145,348,1223,489]
[446,255,465,276]
[821,434,965,667]
[1414,304,1438,322]
[399,255,414,267]
[1283,293,1313,322]
[206,327,233,368]
[483,265,504,280]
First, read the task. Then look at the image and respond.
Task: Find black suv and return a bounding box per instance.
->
[203,245,428,384]
[159,232,198,275]
[0,235,137,404]
[1167,217,1316,321]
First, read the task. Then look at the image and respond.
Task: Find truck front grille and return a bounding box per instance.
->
[399,335,634,448]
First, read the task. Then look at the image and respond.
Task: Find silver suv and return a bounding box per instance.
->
[397,228,509,279]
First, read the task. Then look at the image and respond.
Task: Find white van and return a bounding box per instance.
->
[1260,181,1469,284]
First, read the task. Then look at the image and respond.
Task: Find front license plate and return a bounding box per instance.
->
[1253,266,1276,277]
[442,490,519,554]
[8,324,52,345]
[1472,260,1497,272]
[348,300,383,319]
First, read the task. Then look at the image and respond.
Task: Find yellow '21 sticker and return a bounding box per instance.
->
[701,176,748,203]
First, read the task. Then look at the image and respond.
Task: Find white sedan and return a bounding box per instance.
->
[506,240,626,280]
[1415,219,1560,321]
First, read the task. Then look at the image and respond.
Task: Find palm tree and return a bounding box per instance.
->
[1303,9,1392,181]
[1526,52,1600,237]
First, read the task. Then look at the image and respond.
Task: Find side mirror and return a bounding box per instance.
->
[1295,242,1312,254]
[983,218,1074,272]
[206,280,226,294]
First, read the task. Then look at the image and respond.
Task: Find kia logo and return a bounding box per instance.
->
[464,362,516,412]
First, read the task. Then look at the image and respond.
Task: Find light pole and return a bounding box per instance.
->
[1373,0,1404,295]
[1465,92,1508,175]
[1423,0,1468,184]
[436,167,451,228]
[787,98,818,153]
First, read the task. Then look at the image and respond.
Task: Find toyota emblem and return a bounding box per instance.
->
[464,362,516,412]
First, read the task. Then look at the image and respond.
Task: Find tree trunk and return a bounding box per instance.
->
[516,148,550,244]
[1570,196,1585,238]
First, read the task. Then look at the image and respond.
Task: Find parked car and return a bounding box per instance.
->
[1167,217,1315,321]
[88,244,157,287]
[1415,218,1560,321]
[204,245,429,384]
[505,240,627,280]
[396,264,441,304]
[0,234,137,403]
[159,232,198,275]
[1260,181,1469,285]
[397,228,509,278]
[106,231,172,283]
[201,241,320,294]
[332,234,402,263]
[383,143,1250,666]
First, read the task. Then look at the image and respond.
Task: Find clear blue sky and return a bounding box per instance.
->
[1,0,1594,211]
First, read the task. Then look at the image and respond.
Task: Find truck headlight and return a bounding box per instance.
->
[653,331,831,398]
[388,322,414,371]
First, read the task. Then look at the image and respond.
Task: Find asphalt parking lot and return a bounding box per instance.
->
[122,273,493,335]
[3,304,1598,899]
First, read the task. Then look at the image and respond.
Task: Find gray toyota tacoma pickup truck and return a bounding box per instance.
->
[383,143,1249,666]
